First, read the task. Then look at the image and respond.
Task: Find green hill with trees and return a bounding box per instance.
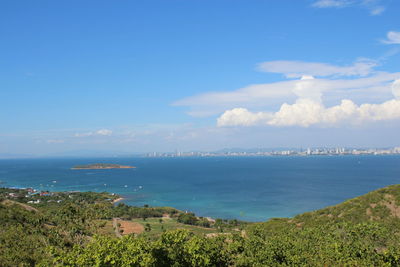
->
[1,185,400,266]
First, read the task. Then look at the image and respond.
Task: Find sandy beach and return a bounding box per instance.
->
[113,197,124,203]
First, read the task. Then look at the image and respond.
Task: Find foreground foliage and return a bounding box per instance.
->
[1,185,400,266]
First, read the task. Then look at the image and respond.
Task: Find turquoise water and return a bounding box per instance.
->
[0,156,399,221]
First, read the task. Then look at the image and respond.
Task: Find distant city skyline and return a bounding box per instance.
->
[2,146,400,159]
[1,0,400,155]
[143,146,400,158]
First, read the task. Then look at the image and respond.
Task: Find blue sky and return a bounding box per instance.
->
[1,0,400,155]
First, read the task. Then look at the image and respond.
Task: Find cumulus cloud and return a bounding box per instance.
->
[217,108,272,127]
[272,98,400,126]
[218,99,400,127]
[257,59,377,78]
[217,79,400,128]
[312,0,386,15]
[293,76,323,102]
[174,64,399,117]
[382,31,400,45]
[74,129,113,137]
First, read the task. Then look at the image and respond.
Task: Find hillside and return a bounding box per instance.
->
[294,184,400,225]
[1,185,400,266]
[252,184,400,230]
[239,185,400,266]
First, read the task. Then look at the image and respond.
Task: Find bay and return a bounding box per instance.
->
[0,155,399,221]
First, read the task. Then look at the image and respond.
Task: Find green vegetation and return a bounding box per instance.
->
[1,185,400,266]
[113,203,179,220]
[129,217,219,239]
[177,212,212,227]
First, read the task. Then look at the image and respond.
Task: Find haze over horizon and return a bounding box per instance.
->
[1,0,400,155]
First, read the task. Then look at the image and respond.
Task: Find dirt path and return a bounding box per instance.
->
[1,200,39,212]
[112,218,122,238]
[119,220,144,235]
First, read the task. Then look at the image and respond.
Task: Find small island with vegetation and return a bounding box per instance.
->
[71,163,135,170]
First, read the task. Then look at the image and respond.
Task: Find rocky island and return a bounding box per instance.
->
[71,163,135,170]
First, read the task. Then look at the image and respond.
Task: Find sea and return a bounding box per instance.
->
[0,156,399,222]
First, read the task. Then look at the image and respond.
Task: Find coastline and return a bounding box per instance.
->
[3,156,400,222]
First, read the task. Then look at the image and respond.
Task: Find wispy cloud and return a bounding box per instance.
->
[257,59,377,78]
[74,129,113,137]
[67,124,243,152]
[312,0,386,15]
[382,31,400,45]
[369,6,385,15]
[312,0,353,8]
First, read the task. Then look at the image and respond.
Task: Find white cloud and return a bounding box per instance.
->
[217,79,400,128]
[174,63,399,117]
[74,129,113,137]
[271,98,400,127]
[74,132,92,137]
[96,129,113,136]
[218,99,400,127]
[370,6,385,15]
[173,80,296,116]
[270,99,354,127]
[175,57,400,128]
[257,59,377,78]
[392,79,400,98]
[382,31,400,45]
[293,76,322,103]
[217,108,272,127]
[46,139,65,144]
[312,0,351,8]
[312,0,386,15]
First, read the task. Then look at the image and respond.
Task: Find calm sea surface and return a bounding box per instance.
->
[1,156,399,221]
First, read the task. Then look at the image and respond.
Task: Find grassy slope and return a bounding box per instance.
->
[293,184,400,226]
[249,184,400,230]
[236,185,400,266]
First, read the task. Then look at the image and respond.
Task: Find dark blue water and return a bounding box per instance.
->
[0,156,399,221]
